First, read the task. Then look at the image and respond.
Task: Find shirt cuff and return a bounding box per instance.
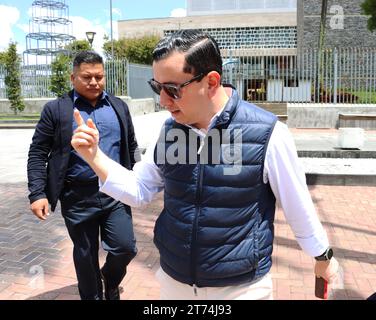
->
[295,231,330,257]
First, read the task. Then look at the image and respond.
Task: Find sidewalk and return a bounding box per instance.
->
[0,183,375,300]
[0,114,375,300]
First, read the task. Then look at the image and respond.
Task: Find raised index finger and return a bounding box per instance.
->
[73,109,85,126]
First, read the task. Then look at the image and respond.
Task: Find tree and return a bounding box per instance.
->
[315,0,328,102]
[0,51,7,64]
[103,34,160,64]
[49,53,71,97]
[361,0,376,32]
[4,42,25,114]
[64,39,92,57]
[48,39,91,97]
[318,0,328,50]
[103,38,127,60]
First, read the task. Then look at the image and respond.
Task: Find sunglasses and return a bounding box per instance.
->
[148,73,205,99]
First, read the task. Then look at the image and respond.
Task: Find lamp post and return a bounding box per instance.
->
[85,31,96,48]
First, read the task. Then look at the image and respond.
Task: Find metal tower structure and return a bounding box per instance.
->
[24,0,75,65]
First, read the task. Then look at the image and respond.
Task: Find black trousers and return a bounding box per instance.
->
[60,183,137,300]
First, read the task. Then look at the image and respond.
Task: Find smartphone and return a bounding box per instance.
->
[315,276,328,299]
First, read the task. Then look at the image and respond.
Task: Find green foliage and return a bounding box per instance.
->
[65,39,92,56]
[4,42,25,114]
[48,39,92,97]
[0,51,7,64]
[361,0,376,32]
[49,54,72,97]
[103,34,160,64]
[103,38,127,60]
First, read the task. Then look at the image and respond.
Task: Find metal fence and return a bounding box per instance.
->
[126,63,154,99]
[105,60,128,97]
[1,48,376,104]
[0,64,55,99]
[0,65,6,99]
[221,47,376,104]
[21,64,54,98]
[0,60,153,100]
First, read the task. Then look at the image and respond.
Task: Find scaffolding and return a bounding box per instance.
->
[23,0,75,65]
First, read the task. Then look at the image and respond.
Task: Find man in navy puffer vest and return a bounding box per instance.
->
[71,30,339,299]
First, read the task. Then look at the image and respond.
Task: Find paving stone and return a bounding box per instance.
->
[0,128,375,300]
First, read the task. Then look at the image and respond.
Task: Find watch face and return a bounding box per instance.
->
[326,248,333,260]
[315,248,333,261]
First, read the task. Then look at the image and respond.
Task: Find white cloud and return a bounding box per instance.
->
[0,5,21,51]
[104,7,122,18]
[4,6,116,61]
[112,8,122,18]
[69,16,109,56]
[170,8,187,17]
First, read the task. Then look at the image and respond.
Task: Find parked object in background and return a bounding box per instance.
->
[338,128,365,149]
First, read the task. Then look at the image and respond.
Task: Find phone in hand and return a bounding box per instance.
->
[315,276,328,299]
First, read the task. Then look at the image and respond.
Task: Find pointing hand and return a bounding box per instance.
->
[71,109,100,163]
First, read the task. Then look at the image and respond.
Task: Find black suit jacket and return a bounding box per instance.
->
[27,90,139,212]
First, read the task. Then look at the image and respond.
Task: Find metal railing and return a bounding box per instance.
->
[1,48,376,105]
[105,59,128,97]
[221,47,376,104]
[0,60,153,100]
[126,63,154,99]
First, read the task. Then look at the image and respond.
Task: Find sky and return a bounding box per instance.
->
[0,0,187,57]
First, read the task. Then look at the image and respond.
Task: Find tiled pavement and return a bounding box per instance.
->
[0,182,375,300]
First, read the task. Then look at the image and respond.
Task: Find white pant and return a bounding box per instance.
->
[156,267,273,300]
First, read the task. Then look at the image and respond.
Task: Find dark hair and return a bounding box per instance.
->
[73,50,103,68]
[152,29,222,76]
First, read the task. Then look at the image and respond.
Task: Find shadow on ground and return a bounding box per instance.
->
[27,284,79,300]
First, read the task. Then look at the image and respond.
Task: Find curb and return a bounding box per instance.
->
[306,173,376,186]
[298,150,376,159]
[1,123,375,187]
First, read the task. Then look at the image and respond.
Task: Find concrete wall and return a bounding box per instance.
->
[0,98,53,114]
[125,97,155,116]
[0,97,155,117]
[298,0,376,49]
[287,104,376,128]
[118,12,296,38]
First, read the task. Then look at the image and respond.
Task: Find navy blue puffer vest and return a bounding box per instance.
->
[153,89,277,287]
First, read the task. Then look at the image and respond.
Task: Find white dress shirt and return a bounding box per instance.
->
[100,116,329,258]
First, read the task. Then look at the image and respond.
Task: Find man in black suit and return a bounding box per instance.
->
[27,51,139,300]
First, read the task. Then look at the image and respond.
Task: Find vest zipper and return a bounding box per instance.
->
[197,136,205,155]
[191,157,204,290]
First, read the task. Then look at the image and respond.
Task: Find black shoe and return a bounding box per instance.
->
[100,269,120,300]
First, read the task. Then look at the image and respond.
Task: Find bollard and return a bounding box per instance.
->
[338,128,364,149]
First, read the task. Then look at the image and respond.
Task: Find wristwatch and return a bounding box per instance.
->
[314,247,333,261]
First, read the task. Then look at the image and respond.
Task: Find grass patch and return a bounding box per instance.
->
[0,114,40,120]
[351,91,376,104]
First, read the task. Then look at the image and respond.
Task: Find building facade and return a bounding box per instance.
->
[117,0,375,103]
[297,0,376,50]
[118,0,298,101]
[118,0,297,55]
